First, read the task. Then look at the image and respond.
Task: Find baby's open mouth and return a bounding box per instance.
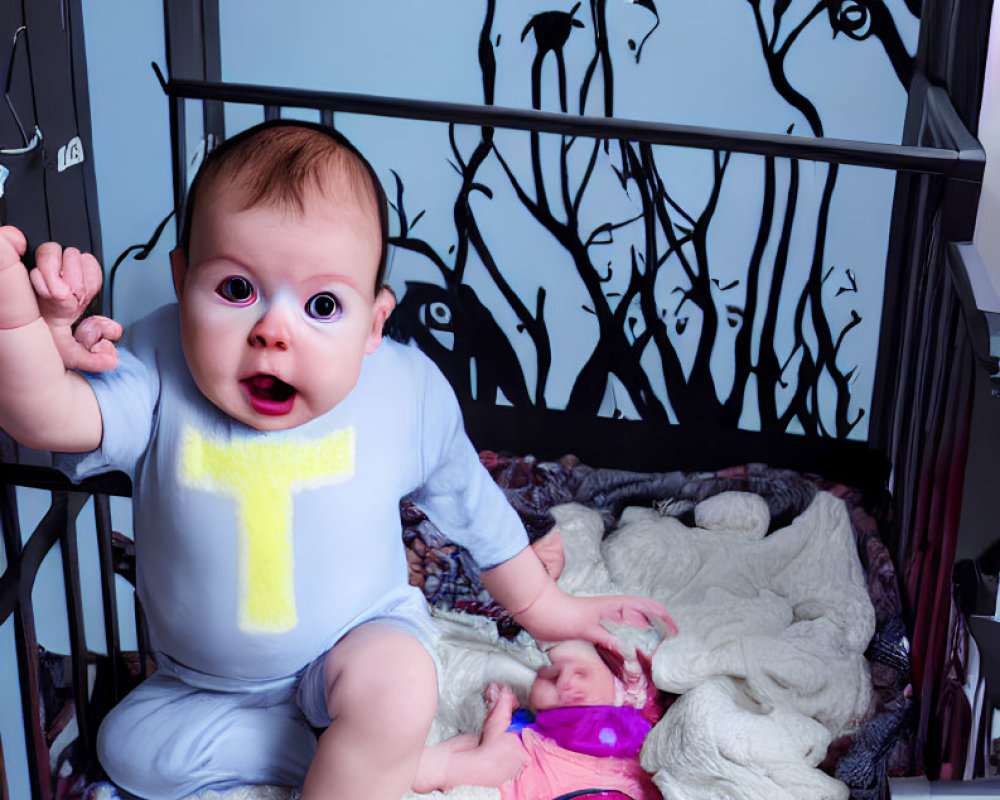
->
[241,374,297,415]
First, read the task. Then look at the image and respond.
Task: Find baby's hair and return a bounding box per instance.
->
[595,644,664,724]
[177,119,390,296]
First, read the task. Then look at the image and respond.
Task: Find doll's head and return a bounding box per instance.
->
[169,120,395,431]
[529,640,662,723]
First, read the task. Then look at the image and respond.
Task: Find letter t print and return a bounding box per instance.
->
[179,426,355,633]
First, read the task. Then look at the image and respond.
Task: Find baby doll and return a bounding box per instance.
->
[0,119,674,800]
[412,640,663,800]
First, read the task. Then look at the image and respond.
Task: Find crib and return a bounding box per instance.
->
[1,1,999,798]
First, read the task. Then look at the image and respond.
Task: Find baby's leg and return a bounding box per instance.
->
[300,621,438,800]
[97,671,316,800]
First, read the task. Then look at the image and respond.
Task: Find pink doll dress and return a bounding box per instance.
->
[501,706,661,800]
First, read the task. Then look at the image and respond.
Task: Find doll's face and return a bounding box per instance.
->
[529,640,617,710]
[172,176,394,431]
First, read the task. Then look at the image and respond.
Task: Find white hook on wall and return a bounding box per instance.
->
[2,25,41,154]
[0,123,42,155]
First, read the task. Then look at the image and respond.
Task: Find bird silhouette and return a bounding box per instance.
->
[520,3,585,111]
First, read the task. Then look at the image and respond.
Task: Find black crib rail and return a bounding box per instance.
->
[0,461,140,800]
[151,75,986,496]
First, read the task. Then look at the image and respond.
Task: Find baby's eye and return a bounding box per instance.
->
[305,292,340,320]
[216,275,256,305]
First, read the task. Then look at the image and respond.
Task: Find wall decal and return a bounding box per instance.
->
[381,1,918,441]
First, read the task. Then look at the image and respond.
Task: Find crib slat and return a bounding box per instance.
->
[5,489,91,800]
[15,534,54,800]
[59,493,92,756]
[0,730,10,800]
[0,482,20,620]
[168,87,187,247]
[94,493,123,703]
[135,593,152,680]
[2,482,56,800]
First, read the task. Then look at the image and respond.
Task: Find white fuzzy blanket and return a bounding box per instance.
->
[611,491,874,800]
[189,490,875,800]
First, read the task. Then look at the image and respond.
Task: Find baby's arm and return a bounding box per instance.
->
[412,349,674,649]
[0,227,103,451]
[31,241,122,372]
[481,547,677,652]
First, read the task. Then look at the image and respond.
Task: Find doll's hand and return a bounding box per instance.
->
[413,683,528,792]
[30,243,121,371]
[459,683,528,786]
[515,582,678,654]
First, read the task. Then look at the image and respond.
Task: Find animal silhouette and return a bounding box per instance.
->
[389,282,532,408]
[521,3,585,111]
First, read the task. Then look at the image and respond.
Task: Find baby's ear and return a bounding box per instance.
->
[365,286,396,354]
[169,248,187,301]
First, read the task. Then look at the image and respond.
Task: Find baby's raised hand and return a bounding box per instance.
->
[68,315,123,372]
[0,226,41,329]
[31,242,122,371]
[0,225,27,270]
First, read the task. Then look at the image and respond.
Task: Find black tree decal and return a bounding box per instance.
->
[389,0,917,439]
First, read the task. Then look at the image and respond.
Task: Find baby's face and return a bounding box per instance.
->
[529,640,617,711]
[173,179,393,430]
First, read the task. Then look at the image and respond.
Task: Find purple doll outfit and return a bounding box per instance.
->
[513,706,652,759]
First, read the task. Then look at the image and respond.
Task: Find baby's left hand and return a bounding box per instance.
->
[66,315,123,372]
[31,243,122,372]
[516,585,677,654]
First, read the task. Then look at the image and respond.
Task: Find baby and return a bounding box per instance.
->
[0,119,675,800]
[412,640,664,799]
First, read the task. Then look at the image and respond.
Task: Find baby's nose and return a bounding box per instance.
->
[248,305,291,351]
[557,673,581,701]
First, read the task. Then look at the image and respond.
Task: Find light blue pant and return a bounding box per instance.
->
[96,671,317,800]
[96,592,441,799]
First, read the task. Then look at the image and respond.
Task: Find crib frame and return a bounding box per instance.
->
[1,1,997,798]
